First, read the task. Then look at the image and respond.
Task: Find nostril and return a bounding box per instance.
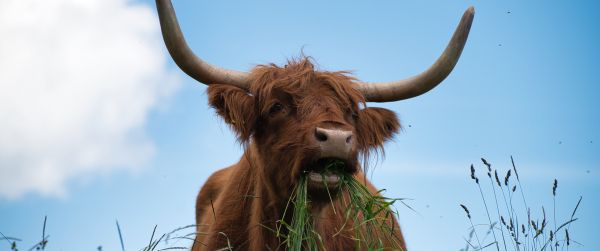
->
[315,129,328,142]
[346,135,353,144]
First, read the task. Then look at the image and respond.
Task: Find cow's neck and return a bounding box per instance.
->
[238,143,297,248]
[244,142,295,203]
[243,146,287,205]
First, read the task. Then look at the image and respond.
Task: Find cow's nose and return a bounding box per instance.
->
[315,127,353,159]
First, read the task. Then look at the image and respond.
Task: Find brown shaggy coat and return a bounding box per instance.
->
[192,58,406,250]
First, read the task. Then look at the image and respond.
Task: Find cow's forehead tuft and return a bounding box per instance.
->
[248,57,364,111]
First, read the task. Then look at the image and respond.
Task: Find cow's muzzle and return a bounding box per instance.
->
[315,127,353,159]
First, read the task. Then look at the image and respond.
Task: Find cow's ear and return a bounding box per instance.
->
[208,85,257,142]
[355,107,400,150]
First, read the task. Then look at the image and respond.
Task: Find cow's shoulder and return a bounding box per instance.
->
[198,166,233,201]
[195,166,233,223]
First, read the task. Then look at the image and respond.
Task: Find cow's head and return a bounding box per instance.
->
[156,0,474,200]
[206,59,402,200]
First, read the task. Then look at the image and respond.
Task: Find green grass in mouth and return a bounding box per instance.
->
[275,164,405,251]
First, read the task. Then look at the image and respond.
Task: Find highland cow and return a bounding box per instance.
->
[156,0,474,250]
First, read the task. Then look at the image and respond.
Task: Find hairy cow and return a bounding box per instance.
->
[156,1,474,250]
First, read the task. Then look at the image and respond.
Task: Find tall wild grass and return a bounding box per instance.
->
[459,157,582,251]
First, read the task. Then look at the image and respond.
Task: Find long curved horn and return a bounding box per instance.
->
[156,0,250,89]
[355,7,475,102]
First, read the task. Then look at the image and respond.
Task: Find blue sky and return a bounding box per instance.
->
[1,0,598,250]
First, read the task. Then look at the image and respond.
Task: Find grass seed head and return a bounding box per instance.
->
[481,158,491,172]
[510,155,520,180]
[460,204,471,219]
[494,170,501,187]
[470,165,479,184]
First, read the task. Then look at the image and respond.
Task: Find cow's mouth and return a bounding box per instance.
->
[303,158,353,201]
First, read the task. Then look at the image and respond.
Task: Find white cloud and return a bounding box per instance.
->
[0,0,179,199]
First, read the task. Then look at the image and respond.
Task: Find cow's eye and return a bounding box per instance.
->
[348,111,359,122]
[269,103,284,115]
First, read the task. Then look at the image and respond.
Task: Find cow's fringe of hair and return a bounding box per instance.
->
[249,57,364,117]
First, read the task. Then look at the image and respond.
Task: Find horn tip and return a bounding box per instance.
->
[466,6,475,16]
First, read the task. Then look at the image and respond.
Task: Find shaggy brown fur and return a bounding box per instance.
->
[192,58,406,250]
